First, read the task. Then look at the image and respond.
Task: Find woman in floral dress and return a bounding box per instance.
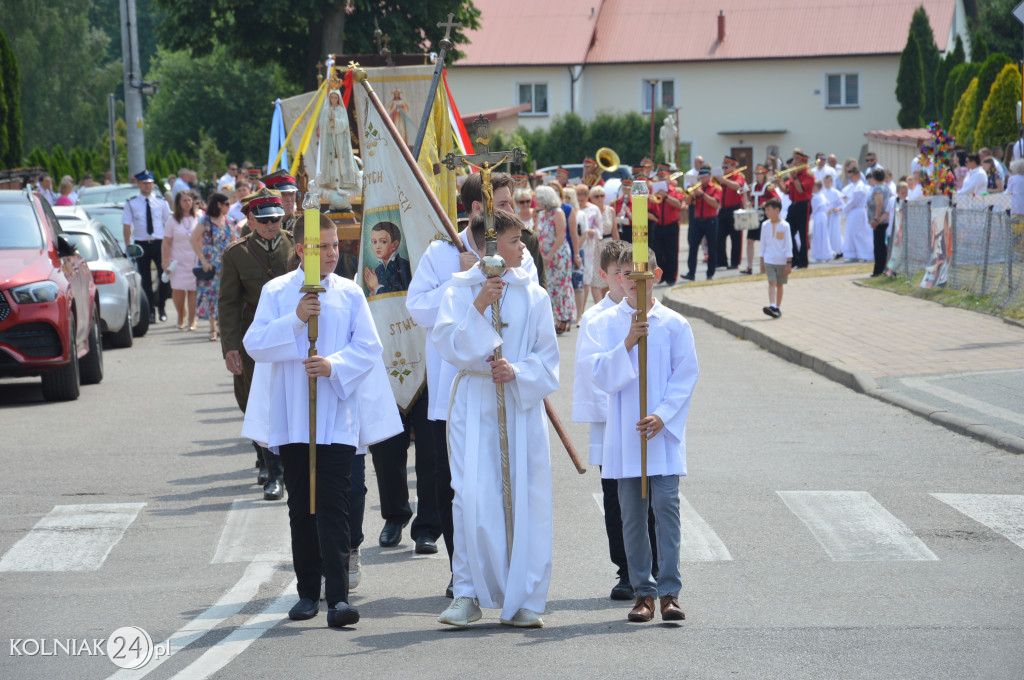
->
[533,185,575,334]
[190,192,235,341]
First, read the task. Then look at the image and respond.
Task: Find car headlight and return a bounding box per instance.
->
[10,281,60,304]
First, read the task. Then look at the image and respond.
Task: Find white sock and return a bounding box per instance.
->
[771,304,779,309]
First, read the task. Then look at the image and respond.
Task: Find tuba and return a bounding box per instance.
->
[596,148,620,174]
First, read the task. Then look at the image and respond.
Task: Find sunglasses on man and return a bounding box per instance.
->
[254,215,283,224]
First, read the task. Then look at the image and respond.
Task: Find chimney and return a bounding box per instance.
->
[717,10,725,43]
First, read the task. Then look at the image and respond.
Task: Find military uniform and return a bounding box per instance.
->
[218,230,295,412]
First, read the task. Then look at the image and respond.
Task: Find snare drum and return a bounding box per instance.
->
[734,209,761,231]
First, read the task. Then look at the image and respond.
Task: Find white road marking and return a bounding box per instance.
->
[107,560,281,680]
[211,499,290,564]
[778,491,938,561]
[900,376,1024,428]
[0,503,145,572]
[591,492,732,561]
[166,578,297,680]
[932,493,1024,550]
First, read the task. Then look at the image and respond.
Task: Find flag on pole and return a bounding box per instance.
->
[416,82,459,223]
[268,99,288,171]
[353,85,450,410]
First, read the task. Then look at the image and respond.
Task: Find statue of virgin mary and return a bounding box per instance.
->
[316,89,360,208]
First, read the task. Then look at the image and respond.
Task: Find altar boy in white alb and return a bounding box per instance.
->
[243,213,398,629]
[432,210,559,628]
[580,247,699,623]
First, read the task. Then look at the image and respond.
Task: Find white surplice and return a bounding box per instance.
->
[432,265,558,618]
[241,269,400,450]
[823,186,844,255]
[841,179,873,260]
[406,229,538,422]
[572,293,617,465]
[579,299,699,480]
[810,191,834,261]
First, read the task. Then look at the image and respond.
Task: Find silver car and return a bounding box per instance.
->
[53,213,148,347]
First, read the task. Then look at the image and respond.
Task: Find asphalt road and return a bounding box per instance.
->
[1,304,1022,679]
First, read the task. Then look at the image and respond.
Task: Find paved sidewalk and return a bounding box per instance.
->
[662,272,1024,454]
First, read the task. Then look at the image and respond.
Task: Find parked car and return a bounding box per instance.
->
[80,204,131,248]
[77,183,163,206]
[53,210,148,347]
[0,189,103,401]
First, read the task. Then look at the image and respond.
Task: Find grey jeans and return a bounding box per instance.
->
[617,475,681,597]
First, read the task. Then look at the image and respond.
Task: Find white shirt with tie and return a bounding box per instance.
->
[121,193,170,242]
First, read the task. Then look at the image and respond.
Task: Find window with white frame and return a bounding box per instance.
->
[826,73,859,108]
[518,83,548,115]
[641,80,675,112]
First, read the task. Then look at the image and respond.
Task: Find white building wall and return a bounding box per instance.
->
[449,55,907,165]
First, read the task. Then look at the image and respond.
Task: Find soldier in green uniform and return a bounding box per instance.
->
[263,169,300,232]
[218,188,295,500]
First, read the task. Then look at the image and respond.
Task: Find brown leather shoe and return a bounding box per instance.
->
[660,595,685,621]
[627,595,655,622]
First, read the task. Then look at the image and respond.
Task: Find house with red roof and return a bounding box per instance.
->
[445,0,971,175]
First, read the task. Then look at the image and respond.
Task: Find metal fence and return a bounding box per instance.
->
[891,195,1024,310]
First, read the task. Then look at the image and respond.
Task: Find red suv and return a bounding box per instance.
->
[0,188,103,400]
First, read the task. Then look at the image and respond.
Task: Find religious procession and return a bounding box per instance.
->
[3,2,1024,678]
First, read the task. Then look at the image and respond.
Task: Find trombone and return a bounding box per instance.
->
[765,163,809,192]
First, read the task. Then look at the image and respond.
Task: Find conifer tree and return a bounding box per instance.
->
[909,7,941,123]
[975,64,1022,151]
[896,33,925,128]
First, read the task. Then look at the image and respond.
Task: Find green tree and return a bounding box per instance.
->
[975,64,1022,151]
[154,0,481,92]
[950,77,980,149]
[26,146,48,172]
[934,35,965,126]
[145,46,300,167]
[0,0,121,152]
[971,32,988,63]
[89,0,163,79]
[909,6,941,123]
[968,0,1023,60]
[896,33,925,128]
[975,53,1013,112]
[0,28,23,168]
[943,62,981,128]
[537,113,587,169]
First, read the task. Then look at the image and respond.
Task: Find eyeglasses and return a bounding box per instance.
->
[254,215,283,224]
[516,200,531,205]
[593,192,605,197]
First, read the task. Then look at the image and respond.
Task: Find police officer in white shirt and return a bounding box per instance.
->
[122,170,172,323]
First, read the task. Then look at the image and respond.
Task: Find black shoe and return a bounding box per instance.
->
[682,273,695,281]
[610,575,634,601]
[158,311,167,322]
[288,598,319,621]
[326,602,360,628]
[774,308,782,317]
[263,454,284,501]
[763,306,776,318]
[378,519,409,547]
[445,576,454,599]
[415,536,438,554]
[149,311,156,324]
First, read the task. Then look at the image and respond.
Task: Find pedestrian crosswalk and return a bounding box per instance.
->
[2,492,1023,574]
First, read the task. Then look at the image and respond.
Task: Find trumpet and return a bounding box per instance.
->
[765,163,809,192]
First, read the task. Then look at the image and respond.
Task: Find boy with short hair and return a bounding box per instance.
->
[759,198,792,318]
[363,220,412,295]
[580,247,700,623]
[243,212,399,628]
[433,210,559,628]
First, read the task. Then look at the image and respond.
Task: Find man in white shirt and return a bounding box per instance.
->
[957,153,987,197]
[813,153,837,184]
[122,170,172,323]
[36,175,57,205]
[218,163,239,192]
[172,168,194,199]
[864,152,883,176]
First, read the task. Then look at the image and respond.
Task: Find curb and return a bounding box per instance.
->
[663,295,1024,456]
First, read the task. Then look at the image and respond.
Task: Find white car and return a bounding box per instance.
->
[53,210,148,347]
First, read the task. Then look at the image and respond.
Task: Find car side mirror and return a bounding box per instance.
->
[56,236,77,257]
[125,243,144,260]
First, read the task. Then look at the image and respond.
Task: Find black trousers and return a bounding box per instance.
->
[135,239,170,313]
[717,205,742,269]
[788,200,810,268]
[426,418,455,564]
[687,217,718,279]
[280,442,354,605]
[601,476,658,578]
[653,220,680,284]
[368,389,442,541]
[873,222,889,276]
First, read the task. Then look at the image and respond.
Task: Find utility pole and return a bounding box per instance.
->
[119,0,149,177]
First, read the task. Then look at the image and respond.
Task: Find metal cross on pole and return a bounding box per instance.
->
[412,13,464,159]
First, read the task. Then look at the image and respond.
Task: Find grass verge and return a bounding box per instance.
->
[858,273,1024,323]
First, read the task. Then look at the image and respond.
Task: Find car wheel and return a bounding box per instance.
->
[41,319,80,401]
[133,294,150,338]
[110,301,134,348]
[80,303,104,385]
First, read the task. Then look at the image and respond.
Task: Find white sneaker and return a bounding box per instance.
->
[500,608,544,628]
[438,597,482,626]
[349,549,361,591]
